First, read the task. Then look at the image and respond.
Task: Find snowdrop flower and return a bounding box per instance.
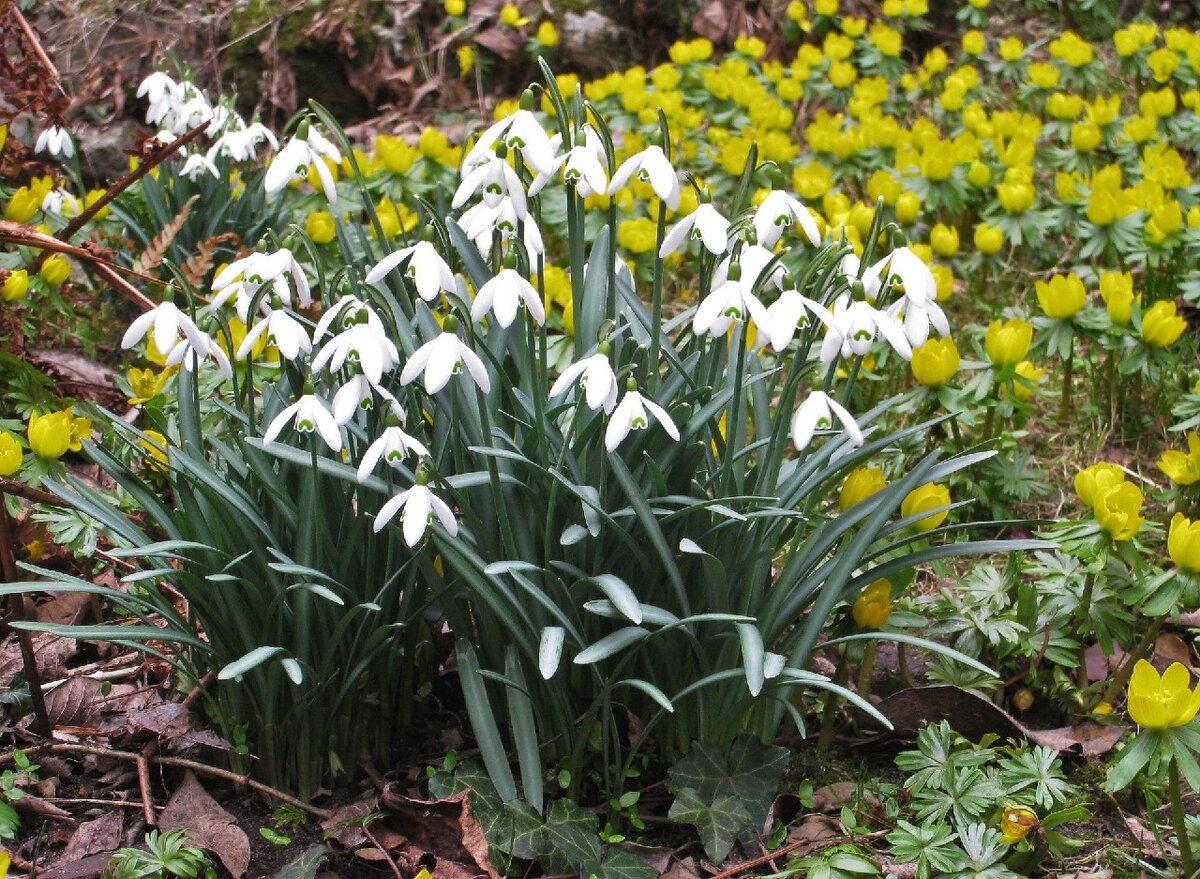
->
[208,120,278,163]
[365,240,455,302]
[605,381,679,451]
[608,145,679,210]
[549,348,618,414]
[804,294,912,365]
[137,71,180,127]
[711,244,787,293]
[331,374,375,424]
[263,389,342,452]
[453,154,527,218]
[460,197,544,257]
[373,477,458,547]
[180,152,220,180]
[400,317,491,395]
[752,190,821,248]
[40,188,80,218]
[886,296,950,349]
[236,305,310,362]
[211,248,311,319]
[356,424,430,481]
[660,203,731,257]
[791,391,862,451]
[462,105,556,176]
[264,120,342,204]
[862,247,936,307]
[694,264,769,338]
[470,265,546,328]
[35,125,74,159]
[755,289,815,353]
[312,295,375,342]
[310,315,400,385]
[121,299,209,355]
[529,126,608,198]
[163,332,234,381]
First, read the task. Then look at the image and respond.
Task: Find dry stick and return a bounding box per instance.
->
[8,0,65,96]
[362,825,404,879]
[0,487,53,738]
[2,742,332,819]
[0,476,62,508]
[708,830,889,879]
[136,672,216,826]
[27,121,211,274]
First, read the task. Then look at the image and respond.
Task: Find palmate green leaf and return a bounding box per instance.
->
[668,786,751,864]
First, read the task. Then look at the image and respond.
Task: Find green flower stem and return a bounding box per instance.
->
[1074,570,1096,692]
[647,198,667,392]
[981,396,998,443]
[816,653,851,753]
[1059,339,1075,422]
[1170,756,1196,878]
[1099,616,1164,709]
[856,641,878,701]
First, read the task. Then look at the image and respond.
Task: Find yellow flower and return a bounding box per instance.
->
[27,410,73,460]
[69,415,92,452]
[444,0,465,14]
[961,30,985,56]
[929,224,958,257]
[40,255,71,287]
[973,222,1003,254]
[2,269,29,303]
[814,0,838,15]
[1070,121,1101,153]
[895,191,921,224]
[1008,360,1044,402]
[1127,660,1200,729]
[1141,300,1186,348]
[901,482,951,532]
[985,317,1033,367]
[617,218,658,254]
[999,37,1024,61]
[1035,273,1086,320]
[910,337,960,387]
[839,466,886,511]
[1093,480,1143,541]
[1000,806,1038,845]
[733,35,765,59]
[0,431,22,476]
[1158,433,1200,485]
[852,579,893,629]
[127,366,171,405]
[374,134,419,174]
[1074,462,1125,506]
[1027,62,1059,89]
[1098,271,1135,325]
[499,3,528,26]
[139,429,170,472]
[536,20,559,46]
[932,264,954,302]
[457,45,475,75]
[966,160,992,189]
[305,210,336,245]
[1168,513,1200,574]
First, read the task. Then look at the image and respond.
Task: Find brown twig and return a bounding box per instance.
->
[9,1,65,97]
[0,476,63,508]
[135,754,156,826]
[0,487,52,738]
[708,830,888,879]
[44,797,158,810]
[0,742,333,819]
[363,824,404,879]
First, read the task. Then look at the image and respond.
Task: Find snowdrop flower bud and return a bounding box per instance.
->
[791,391,863,450]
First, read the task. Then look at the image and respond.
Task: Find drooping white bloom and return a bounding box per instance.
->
[121,300,210,355]
[207,119,278,163]
[236,308,310,361]
[137,71,181,127]
[459,197,544,257]
[401,331,491,395]
[862,247,936,307]
[180,152,220,180]
[529,126,608,198]
[605,389,679,451]
[356,427,430,481]
[163,332,234,381]
[804,294,913,365]
[34,125,74,159]
[264,123,342,204]
[549,352,618,414]
[608,146,680,210]
[331,374,376,424]
[263,393,342,452]
[791,391,863,451]
[711,244,787,293]
[453,154,527,218]
[470,268,546,328]
[660,203,731,257]
[462,109,556,177]
[886,295,951,348]
[211,248,311,320]
[310,320,401,385]
[752,190,821,248]
[40,188,80,218]
[693,272,769,338]
[365,241,456,302]
[755,289,814,353]
[373,483,458,546]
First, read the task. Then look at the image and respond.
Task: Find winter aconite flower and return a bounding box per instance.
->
[2,269,29,303]
[1127,660,1200,730]
[1141,300,1187,348]
[27,410,73,460]
[984,317,1033,367]
[1035,273,1086,319]
[852,579,892,629]
[901,482,951,532]
[1168,513,1200,574]
[0,431,22,476]
[1000,807,1038,845]
[839,466,886,511]
[1093,480,1143,541]
[910,337,959,387]
[1158,433,1200,485]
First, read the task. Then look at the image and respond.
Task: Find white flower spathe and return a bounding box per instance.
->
[605,390,679,451]
[263,393,342,452]
[470,268,546,328]
[121,301,210,355]
[264,124,341,204]
[693,274,769,338]
[660,203,731,257]
[35,125,74,159]
[401,331,491,395]
[549,353,618,414]
[752,190,821,248]
[608,146,680,210]
[462,109,556,177]
[236,308,311,362]
[365,241,456,302]
[373,483,458,547]
[357,427,430,481]
[791,391,863,451]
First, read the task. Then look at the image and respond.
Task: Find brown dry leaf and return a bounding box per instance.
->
[57,811,123,864]
[26,350,118,394]
[1124,814,1176,860]
[883,863,919,879]
[125,701,192,738]
[1084,643,1123,682]
[811,782,879,813]
[1154,633,1194,669]
[168,728,235,754]
[617,841,674,873]
[35,591,94,626]
[44,676,103,728]
[872,686,1026,742]
[660,856,702,879]
[158,771,251,878]
[473,27,523,61]
[320,796,379,848]
[691,0,729,41]
[786,814,841,849]
[1026,722,1127,757]
[380,786,500,879]
[16,793,75,823]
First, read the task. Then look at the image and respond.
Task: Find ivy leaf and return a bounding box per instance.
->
[668,786,752,864]
[725,735,789,827]
[271,844,328,879]
[595,846,659,879]
[538,798,600,873]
